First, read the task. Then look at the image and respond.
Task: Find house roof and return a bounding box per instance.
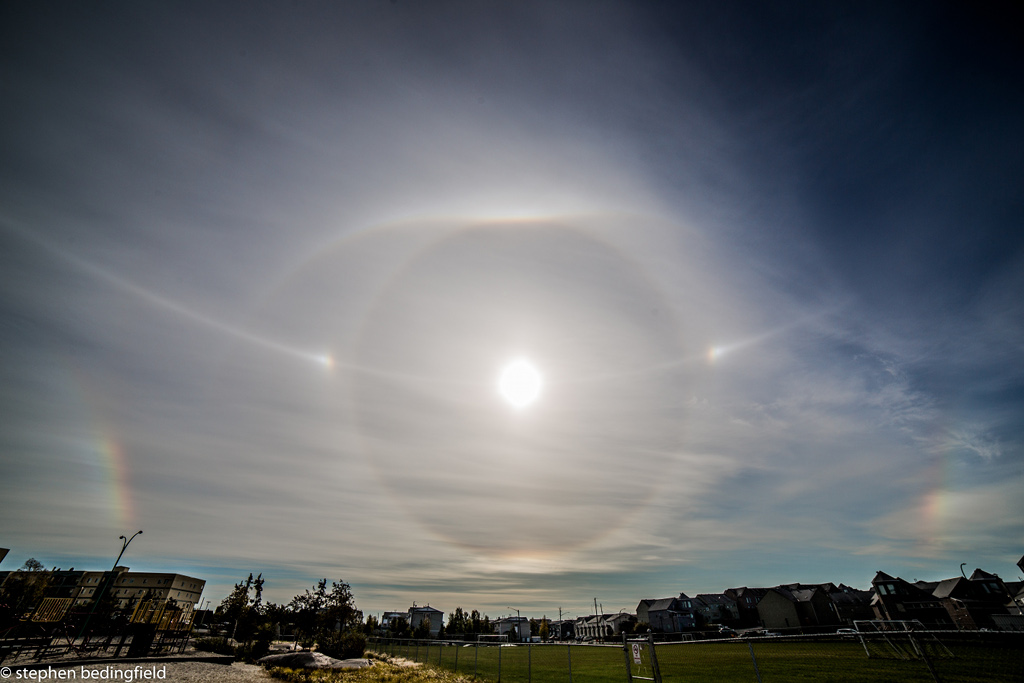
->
[872,571,897,584]
[789,588,821,603]
[607,612,636,623]
[648,598,680,612]
[761,587,796,603]
[969,568,999,581]
[830,589,872,605]
[695,593,734,606]
[410,605,443,614]
[932,578,964,600]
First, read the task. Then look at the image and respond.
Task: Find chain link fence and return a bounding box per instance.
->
[368,631,1024,682]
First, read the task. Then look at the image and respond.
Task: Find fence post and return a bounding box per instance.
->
[475,642,479,678]
[528,642,532,683]
[622,633,634,683]
[498,641,502,683]
[647,632,663,683]
[568,643,573,683]
[746,640,763,683]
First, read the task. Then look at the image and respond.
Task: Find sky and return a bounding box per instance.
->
[1,1,1022,622]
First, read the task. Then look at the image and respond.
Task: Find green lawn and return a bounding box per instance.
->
[368,637,1024,683]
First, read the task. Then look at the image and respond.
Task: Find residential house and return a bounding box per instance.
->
[789,586,838,627]
[549,619,575,641]
[574,614,601,640]
[724,587,771,628]
[493,616,530,641]
[994,581,1024,631]
[574,613,636,640]
[604,612,637,637]
[930,569,1013,630]
[408,605,444,636]
[870,571,952,627]
[827,585,874,625]
[381,611,409,632]
[637,596,698,633]
[755,589,802,630]
[695,593,738,625]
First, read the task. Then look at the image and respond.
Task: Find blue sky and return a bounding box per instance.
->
[1,1,1022,621]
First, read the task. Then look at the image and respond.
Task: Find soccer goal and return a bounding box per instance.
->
[852,620,954,660]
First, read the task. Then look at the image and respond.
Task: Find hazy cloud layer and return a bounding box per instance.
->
[1,1,1021,616]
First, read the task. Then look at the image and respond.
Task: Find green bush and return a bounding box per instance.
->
[235,639,271,662]
[193,636,235,656]
[317,629,367,660]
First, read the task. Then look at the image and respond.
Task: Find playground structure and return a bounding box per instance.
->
[0,597,196,664]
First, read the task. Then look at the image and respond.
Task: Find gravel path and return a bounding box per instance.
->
[49,662,274,683]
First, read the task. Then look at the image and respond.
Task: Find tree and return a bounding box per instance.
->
[221,574,256,640]
[632,621,651,634]
[538,619,550,641]
[447,607,469,635]
[413,617,432,639]
[22,558,45,572]
[216,572,273,658]
[388,616,410,638]
[289,579,363,650]
[0,559,51,627]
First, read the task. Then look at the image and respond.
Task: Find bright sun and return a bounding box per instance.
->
[498,358,543,408]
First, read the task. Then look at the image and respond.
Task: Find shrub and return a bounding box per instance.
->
[193,636,235,656]
[317,629,367,660]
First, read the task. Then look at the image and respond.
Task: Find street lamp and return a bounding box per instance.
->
[76,531,143,643]
[112,531,144,572]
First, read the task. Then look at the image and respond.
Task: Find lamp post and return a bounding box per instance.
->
[76,531,143,643]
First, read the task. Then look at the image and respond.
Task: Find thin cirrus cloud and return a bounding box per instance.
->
[0,1,1021,615]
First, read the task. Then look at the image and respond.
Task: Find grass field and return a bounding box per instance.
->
[368,635,1024,683]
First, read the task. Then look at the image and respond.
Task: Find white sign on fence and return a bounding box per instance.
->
[632,642,642,664]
